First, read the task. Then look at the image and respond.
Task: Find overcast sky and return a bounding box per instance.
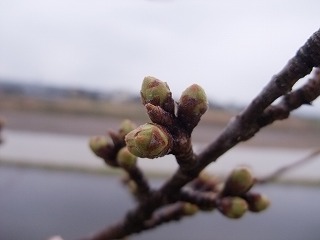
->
[0,0,319,114]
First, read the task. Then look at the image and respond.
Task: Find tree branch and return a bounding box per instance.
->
[257,68,320,127]
[77,28,320,240]
[195,28,320,172]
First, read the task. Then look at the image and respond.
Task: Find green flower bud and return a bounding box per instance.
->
[117,147,137,169]
[223,167,254,196]
[182,203,199,216]
[217,197,248,219]
[140,76,174,113]
[125,123,172,158]
[119,119,137,138]
[89,136,110,155]
[179,84,208,115]
[245,193,270,212]
[177,84,208,131]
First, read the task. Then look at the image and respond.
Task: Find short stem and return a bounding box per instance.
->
[125,166,151,200]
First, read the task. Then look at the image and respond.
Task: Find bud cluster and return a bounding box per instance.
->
[87,76,273,238]
[216,167,270,219]
[89,119,137,168]
[89,119,153,201]
[187,167,270,219]
[125,76,208,161]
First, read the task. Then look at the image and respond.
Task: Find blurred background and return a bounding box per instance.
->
[0,1,320,239]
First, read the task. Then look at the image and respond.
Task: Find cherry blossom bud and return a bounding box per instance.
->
[223,167,254,196]
[125,123,172,158]
[217,197,248,219]
[245,192,270,212]
[119,119,137,138]
[182,203,199,216]
[89,136,111,157]
[117,147,137,169]
[177,84,208,131]
[140,76,175,114]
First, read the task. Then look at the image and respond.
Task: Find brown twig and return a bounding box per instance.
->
[123,166,151,201]
[257,68,320,127]
[257,148,320,184]
[178,190,218,210]
[143,203,190,229]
